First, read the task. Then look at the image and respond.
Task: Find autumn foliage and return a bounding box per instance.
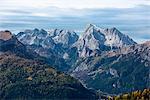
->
[112,89,150,100]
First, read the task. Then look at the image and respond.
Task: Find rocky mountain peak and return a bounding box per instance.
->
[47,29,79,48]
[33,28,39,32]
[85,24,95,32]
[109,27,118,32]
[84,24,102,35]
[103,27,121,36]
[73,24,136,57]
[143,41,150,46]
[16,28,79,59]
[0,30,13,41]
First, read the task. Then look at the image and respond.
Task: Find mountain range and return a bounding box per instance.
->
[17,24,136,59]
[0,24,150,99]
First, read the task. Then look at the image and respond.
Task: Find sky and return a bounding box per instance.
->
[0,0,150,43]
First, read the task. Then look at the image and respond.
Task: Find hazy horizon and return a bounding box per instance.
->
[0,0,150,43]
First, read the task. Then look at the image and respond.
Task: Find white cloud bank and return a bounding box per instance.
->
[0,0,150,9]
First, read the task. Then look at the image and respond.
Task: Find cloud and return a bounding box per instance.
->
[0,3,149,43]
[0,0,150,9]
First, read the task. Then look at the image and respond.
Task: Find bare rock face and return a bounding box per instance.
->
[0,30,12,41]
[17,28,79,49]
[17,29,56,48]
[48,29,79,48]
[143,41,150,46]
[106,41,150,64]
[71,41,150,94]
[73,24,136,57]
[17,28,79,57]
[102,27,136,47]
